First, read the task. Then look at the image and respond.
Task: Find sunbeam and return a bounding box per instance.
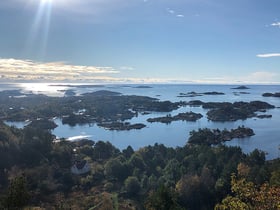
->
[24,0,53,60]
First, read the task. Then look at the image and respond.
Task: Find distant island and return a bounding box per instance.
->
[178,91,225,97]
[49,84,105,88]
[233,91,250,96]
[133,85,153,88]
[231,85,250,89]
[262,92,280,97]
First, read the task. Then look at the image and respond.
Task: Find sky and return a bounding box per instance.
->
[0,0,280,84]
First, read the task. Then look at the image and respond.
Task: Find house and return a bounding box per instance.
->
[71,160,91,175]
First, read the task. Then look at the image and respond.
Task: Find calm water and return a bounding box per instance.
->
[2,83,280,159]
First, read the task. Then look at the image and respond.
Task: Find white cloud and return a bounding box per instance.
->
[256,53,280,58]
[176,14,184,18]
[166,8,184,18]
[0,58,119,82]
[166,8,175,14]
[271,22,280,27]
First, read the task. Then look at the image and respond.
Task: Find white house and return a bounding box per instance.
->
[71,160,91,175]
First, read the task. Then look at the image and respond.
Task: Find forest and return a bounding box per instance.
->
[0,121,279,209]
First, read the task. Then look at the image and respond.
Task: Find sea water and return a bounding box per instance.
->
[2,83,280,159]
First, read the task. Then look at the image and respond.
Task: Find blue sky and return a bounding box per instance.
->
[0,0,280,83]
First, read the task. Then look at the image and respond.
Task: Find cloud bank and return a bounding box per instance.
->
[0,58,119,82]
[0,58,279,84]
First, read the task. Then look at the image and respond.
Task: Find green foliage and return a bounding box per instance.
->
[0,120,280,209]
[2,176,30,209]
[92,141,120,160]
[122,145,134,158]
[128,153,146,170]
[215,195,250,210]
[145,185,185,210]
[104,157,130,181]
[270,169,280,186]
[124,176,141,196]
[176,173,215,209]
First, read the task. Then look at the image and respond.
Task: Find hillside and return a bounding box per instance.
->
[0,123,279,209]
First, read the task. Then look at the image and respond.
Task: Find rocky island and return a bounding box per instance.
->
[147,111,203,124]
[188,126,255,145]
[262,92,280,97]
[0,90,183,130]
[233,91,250,96]
[134,85,153,88]
[178,91,224,97]
[97,122,146,130]
[187,100,275,121]
[231,85,250,89]
[0,89,275,130]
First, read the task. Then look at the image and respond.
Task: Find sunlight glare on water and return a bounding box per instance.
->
[19,83,66,96]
